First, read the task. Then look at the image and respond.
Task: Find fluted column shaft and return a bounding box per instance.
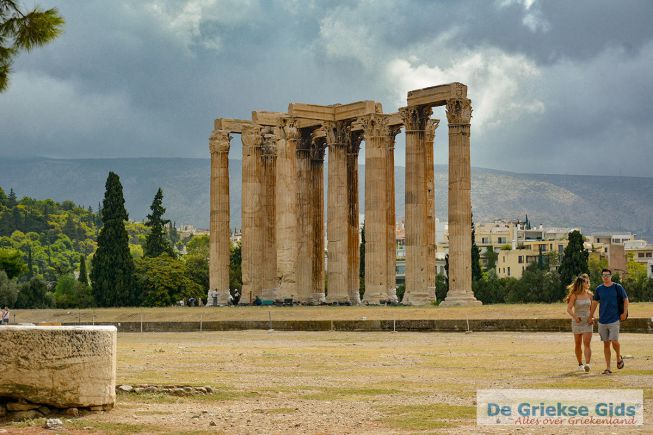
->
[385,128,400,302]
[400,106,436,305]
[325,121,360,304]
[276,120,298,299]
[208,129,231,305]
[295,133,313,302]
[326,122,350,303]
[442,98,481,306]
[362,115,390,304]
[241,125,263,304]
[310,133,326,303]
[260,129,279,300]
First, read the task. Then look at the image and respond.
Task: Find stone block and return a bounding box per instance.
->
[0,325,116,408]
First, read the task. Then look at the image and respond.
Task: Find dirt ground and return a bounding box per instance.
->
[2,330,652,434]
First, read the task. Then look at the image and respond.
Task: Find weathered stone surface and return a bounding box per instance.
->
[44,418,64,429]
[10,410,42,420]
[0,325,117,408]
[7,401,40,411]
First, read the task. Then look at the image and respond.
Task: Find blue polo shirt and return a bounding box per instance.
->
[593,283,628,324]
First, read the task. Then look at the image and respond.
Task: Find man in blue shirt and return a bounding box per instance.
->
[589,268,629,375]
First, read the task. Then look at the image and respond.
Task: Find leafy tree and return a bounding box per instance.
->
[0,269,18,306]
[484,246,498,272]
[623,254,650,302]
[184,234,208,291]
[588,252,608,288]
[435,272,448,303]
[0,247,26,278]
[134,254,203,307]
[0,0,64,91]
[473,270,504,304]
[506,263,562,303]
[54,274,93,308]
[0,186,6,206]
[229,241,242,303]
[471,219,482,281]
[15,277,54,308]
[558,230,589,289]
[144,188,174,258]
[91,172,136,306]
[78,253,88,285]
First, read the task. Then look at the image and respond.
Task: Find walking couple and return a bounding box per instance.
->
[565,268,628,375]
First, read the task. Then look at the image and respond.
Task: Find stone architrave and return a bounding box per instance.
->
[241,124,264,303]
[310,128,327,304]
[208,129,231,306]
[441,98,481,306]
[0,326,117,408]
[326,120,355,304]
[400,105,436,305]
[275,119,299,299]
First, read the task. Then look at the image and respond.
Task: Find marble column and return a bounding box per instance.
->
[441,98,481,306]
[208,129,231,306]
[347,132,362,304]
[400,106,436,305]
[385,126,401,303]
[241,125,263,304]
[310,129,327,304]
[295,129,313,303]
[276,119,299,300]
[260,128,279,300]
[361,114,390,304]
[326,121,351,303]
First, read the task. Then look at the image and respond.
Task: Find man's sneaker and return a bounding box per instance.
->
[584,364,590,373]
[578,364,585,372]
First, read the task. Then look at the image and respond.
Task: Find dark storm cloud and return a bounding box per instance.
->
[0,0,651,176]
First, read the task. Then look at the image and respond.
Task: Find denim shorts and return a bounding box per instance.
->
[598,321,620,342]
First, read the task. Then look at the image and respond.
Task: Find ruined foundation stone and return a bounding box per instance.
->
[0,325,117,409]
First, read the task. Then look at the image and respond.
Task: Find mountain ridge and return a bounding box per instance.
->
[1,157,651,241]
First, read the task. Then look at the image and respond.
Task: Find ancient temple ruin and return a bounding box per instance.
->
[208,83,481,306]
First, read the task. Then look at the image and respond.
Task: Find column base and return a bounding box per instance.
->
[440,291,482,307]
[308,292,326,305]
[206,289,231,306]
[261,287,280,301]
[386,287,398,304]
[326,295,351,305]
[402,287,436,306]
[349,289,362,305]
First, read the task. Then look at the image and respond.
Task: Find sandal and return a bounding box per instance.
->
[617,357,624,370]
[602,369,612,375]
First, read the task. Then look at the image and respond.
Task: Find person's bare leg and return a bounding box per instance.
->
[574,334,582,365]
[582,332,592,364]
[612,340,621,364]
[603,341,612,370]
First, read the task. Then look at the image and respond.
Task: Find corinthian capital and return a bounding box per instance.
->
[358,114,390,139]
[281,118,299,142]
[261,131,278,159]
[241,125,262,154]
[446,98,472,125]
[399,105,432,131]
[425,119,440,143]
[209,129,231,154]
[324,120,350,146]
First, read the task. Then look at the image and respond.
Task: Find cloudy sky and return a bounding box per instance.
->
[1,0,652,176]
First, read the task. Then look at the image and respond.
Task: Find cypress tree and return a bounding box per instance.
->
[558,230,589,287]
[471,219,482,281]
[90,172,135,306]
[78,254,88,285]
[144,188,174,257]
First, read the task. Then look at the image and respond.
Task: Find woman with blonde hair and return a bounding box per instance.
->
[566,273,593,372]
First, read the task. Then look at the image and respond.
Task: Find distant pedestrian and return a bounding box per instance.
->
[589,269,629,375]
[1,306,9,325]
[565,274,593,372]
